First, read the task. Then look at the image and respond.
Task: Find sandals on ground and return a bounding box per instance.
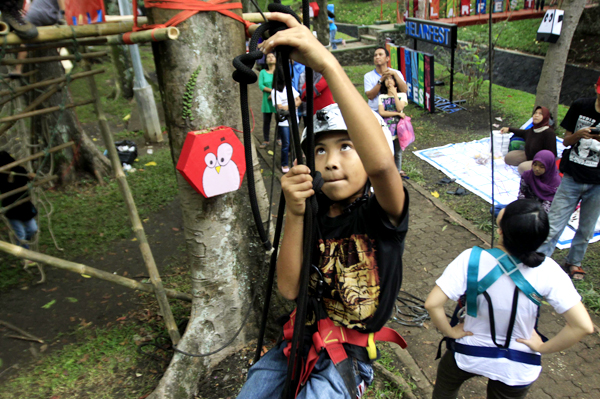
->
[565,263,586,281]
[259,141,270,149]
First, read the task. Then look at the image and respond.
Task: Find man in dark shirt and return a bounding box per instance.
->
[538,76,600,280]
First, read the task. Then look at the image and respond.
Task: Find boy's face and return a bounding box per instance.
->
[314,131,368,203]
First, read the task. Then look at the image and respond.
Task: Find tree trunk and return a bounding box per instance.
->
[147,7,272,399]
[29,49,111,183]
[110,44,134,100]
[534,0,586,120]
[315,0,329,46]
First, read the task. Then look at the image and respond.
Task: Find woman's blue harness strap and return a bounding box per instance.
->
[466,247,543,317]
[436,247,545,366]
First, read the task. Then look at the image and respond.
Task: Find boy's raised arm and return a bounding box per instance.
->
[259,13,405,222]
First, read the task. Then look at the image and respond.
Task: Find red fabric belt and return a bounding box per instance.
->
[282,308,408,397]
[134,0,255,37]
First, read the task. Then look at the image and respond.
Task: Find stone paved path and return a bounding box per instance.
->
[395,181,600,399]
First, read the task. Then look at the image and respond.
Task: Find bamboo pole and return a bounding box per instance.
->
[82,50,181,345]
[0,175,58,201]
[0,51,107,66]
[0,69,38,78]
[0,320,44,343]
[0,84,61,137]
[1,196,31,214]
[0,69,105,99]
[0,99,95,124]
[0,240,192,302]
[0,21,9,36]
[0,141,74,174]
[1,38,107,54]
[2,28,179,53]
[244,12,272,22]
[4,21,146,45]
[106,27,180,45]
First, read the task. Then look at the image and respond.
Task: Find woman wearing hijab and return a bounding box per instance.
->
[0,151,38,251]
[518,150,562,212]
[501,106,557,174]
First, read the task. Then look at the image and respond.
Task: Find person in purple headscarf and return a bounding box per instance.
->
[518,150,562,212]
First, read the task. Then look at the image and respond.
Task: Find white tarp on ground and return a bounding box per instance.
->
[414,136,600,250]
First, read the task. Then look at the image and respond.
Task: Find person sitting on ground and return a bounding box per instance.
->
[517,150,561,213]
[236,12,408,399]
[425,199,593,399]
[537,76,600,281]
[364,47,408,113]
[500,106,557,175]
[272,65,301,174]
[258,52,277,149]
[378,75,408,175]
[0,151,38,261]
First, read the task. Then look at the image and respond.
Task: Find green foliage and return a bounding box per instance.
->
[0,323,154,399]
[459,19,549,56]
[576,281,600,314]
[330,0,399,26]
[182,66,201,121]
[38,148,178,259]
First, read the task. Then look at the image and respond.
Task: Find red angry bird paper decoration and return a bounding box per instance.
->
[176,127,246,198]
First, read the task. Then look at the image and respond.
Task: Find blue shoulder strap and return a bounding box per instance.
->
[466,247,543,317]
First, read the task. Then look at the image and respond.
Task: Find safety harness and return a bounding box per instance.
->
[281,262,407,399]
[436,247,546,366]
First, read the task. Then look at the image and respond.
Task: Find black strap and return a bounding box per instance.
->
[482,287,519,349]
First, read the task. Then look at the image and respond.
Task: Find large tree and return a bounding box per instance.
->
[146,6,271,399]
[534,0,587,119]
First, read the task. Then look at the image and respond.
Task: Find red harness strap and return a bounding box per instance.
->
[282,309,408,397]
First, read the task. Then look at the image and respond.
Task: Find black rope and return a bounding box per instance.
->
[254,193,286,364]
[232,4,318,397]
[489,3,495,247]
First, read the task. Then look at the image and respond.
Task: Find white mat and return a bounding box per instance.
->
[414,136,600,250]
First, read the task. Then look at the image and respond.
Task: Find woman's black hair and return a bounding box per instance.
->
[274,65,285,92]
[499,199,549,267]
[379,76,397,95]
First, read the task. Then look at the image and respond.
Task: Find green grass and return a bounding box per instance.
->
[39,148,178,258]
[459,19,548,56]
[0,252,191,399]
[0,148,178,291]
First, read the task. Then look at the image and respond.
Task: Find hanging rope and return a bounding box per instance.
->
[488,1,495,247]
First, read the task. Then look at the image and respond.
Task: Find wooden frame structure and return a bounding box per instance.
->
[0,20,188,344]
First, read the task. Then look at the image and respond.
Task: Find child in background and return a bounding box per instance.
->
[518,150,561,213]
[378,75,408,175]
[0,151,38,258]
[272,66,301,173]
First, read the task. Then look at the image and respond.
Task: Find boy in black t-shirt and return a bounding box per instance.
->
[538,76,600,280]
[237,13,409,399]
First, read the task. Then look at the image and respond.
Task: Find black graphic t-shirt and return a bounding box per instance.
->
[309,189,409,333]
[560,97,600,184]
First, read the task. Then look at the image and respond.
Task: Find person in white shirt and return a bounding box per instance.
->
[272,66,301,173]
[364,47,407,112]
[425,199,593,399]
